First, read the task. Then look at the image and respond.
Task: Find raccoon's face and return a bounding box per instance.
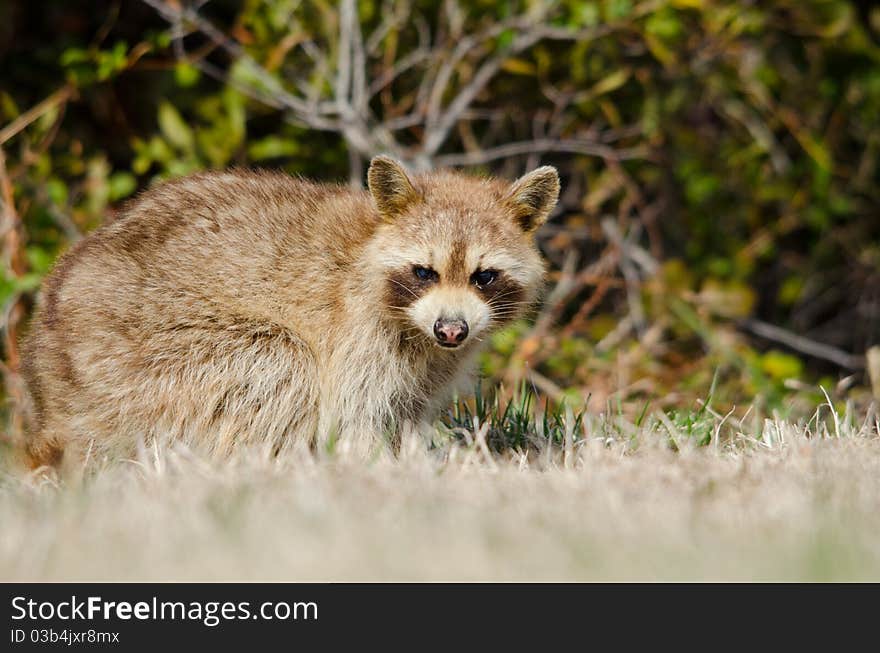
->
[366,156,559,351]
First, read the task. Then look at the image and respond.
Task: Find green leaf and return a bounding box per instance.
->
[587,68,631,98]
[646,8,683,40]
[46,178,68,206]
[96,42,129,81]
[778,276,804,306]
[607,0,632,19]
[158,102,195,151]
[223,89,246,144]
[248,136,299,160]
[573,2,600,27]
[108,172,137,201]
[761,351,803,381]
[798,133,832,172]
[229,59,286,99]
[497,28,515,50]
[59,48,89,66]
[500,58,536,76]
[174,62,201,88]
[26,247,55,274]
[0,92,19,121]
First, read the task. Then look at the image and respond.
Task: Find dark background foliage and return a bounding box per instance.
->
[1,0,878,434]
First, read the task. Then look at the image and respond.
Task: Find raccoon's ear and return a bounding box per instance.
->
[368,155,420,221]
[505,166,560,233]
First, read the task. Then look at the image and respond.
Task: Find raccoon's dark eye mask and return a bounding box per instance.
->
[470,269,498,288]
[412,265,439,282]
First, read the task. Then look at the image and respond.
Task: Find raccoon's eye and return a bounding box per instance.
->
[471,269,498,288]
[413,266,438,282]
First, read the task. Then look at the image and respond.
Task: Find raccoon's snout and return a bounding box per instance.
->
[433,318,469,347]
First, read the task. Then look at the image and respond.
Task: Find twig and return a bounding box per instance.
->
[601,218,651,334]
[0,148,26,282]
[595,315,634,353]
[141,0,336,126]
[423,15,528,138]
[562,277,614,338]
[739,318,866,370]
[335,0,354,114]
[526,369,564,402]
[368,48,431,97]
[421,0,662,158]
[0,85,74,146]
[0,147,28,441]
[473,422,498,472]
[530,249,579,339]
[868,347,880,401]
[434,139,647,167]
[140,0,649,175]
[349,0,368,116]
[423,25,549,157]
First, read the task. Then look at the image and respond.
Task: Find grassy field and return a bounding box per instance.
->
[1,396,879,582]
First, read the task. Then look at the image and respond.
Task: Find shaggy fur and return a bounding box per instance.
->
[21,156,558,468]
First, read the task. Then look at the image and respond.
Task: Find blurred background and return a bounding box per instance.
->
[1,0,878,440]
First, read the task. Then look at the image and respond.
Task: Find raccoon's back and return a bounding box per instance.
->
[20,169,366,461]
[97,169,347,314]
[37,170,374,327]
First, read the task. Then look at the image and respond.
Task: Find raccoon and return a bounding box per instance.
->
[20,156,559,468]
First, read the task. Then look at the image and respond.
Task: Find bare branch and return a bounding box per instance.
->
[350,0,369,115]
[868,346,880,400]
[381,113,427,132]
[0,147,29,439]
[739,319,866,371]
[0,86,74,146]
[365,0,411,55]
[434,138,648,167]
[335,0,354,113]
[141,0,337,130]
[141,0,649,174]
[422,0,662,157]
[423,16,529,139]
[602,218,650,334]
[368,47,430,98]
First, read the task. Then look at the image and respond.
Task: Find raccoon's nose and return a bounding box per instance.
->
[433,318,469,346]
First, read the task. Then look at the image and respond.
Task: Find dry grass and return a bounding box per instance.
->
[1,401,879,582]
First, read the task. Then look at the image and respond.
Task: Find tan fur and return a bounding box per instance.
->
[21,158,558,468]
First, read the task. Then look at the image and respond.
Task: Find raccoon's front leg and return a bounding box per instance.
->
[314,384,416,457]
[314,408,395,457]
[314,389,436,457]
